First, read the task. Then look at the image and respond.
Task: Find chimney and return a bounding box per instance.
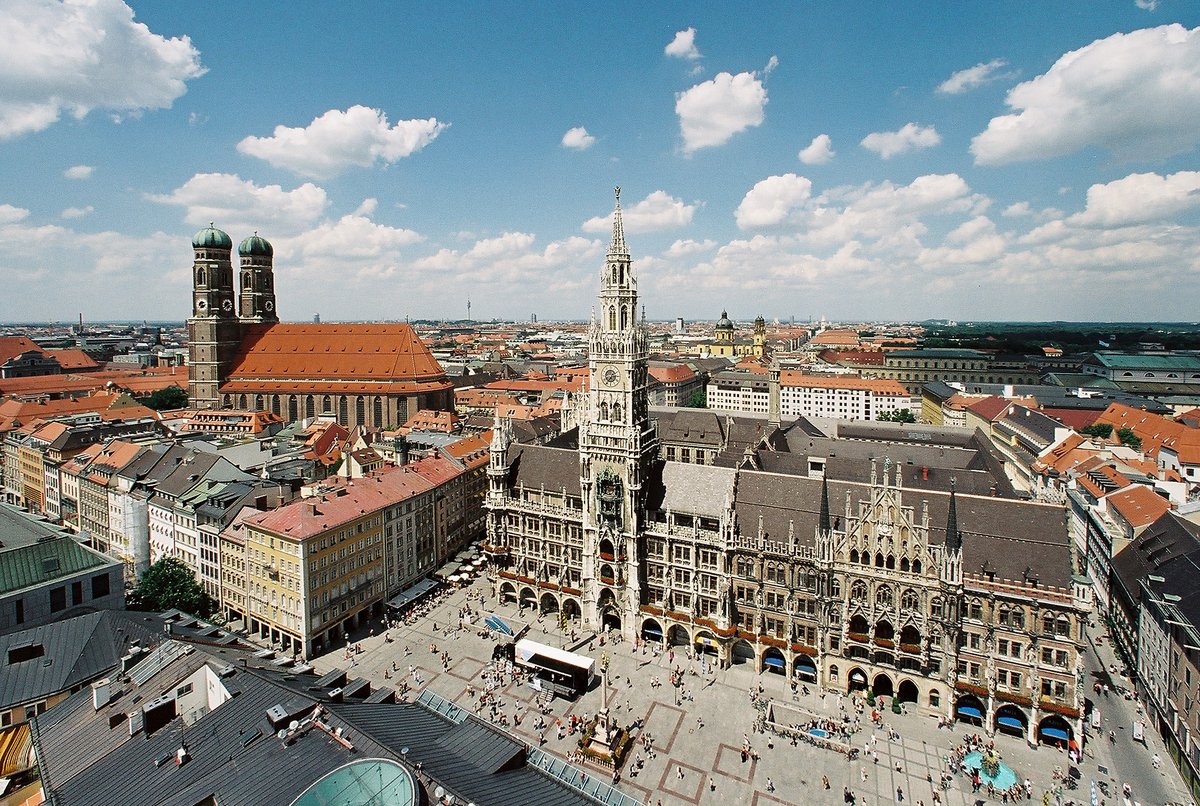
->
[92,678,113,710]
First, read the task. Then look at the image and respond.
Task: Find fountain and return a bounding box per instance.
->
[963,749,1018,790]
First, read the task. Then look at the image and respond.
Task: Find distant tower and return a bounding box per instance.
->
[753,314,766,357]
[237,233,278,324]
[714,310,734,345]
[467,296,471,323]
[187,224,241,409]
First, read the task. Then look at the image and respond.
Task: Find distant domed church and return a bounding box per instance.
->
[704,311,766,358]
[186,225,452,429]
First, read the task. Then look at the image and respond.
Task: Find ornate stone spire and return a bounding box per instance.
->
[945,479,961,552]
[609,186,627,257]
[819,473,832,535]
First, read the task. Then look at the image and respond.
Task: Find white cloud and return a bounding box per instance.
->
[936,59,1009,95]
[285,214,422,261]
[665,27,701,60]
[148,173,328,235]
[736,173,813,229]
[64,165,94,180]
[0,0,204,140]
[665,239,716,258]
[675,71,767,153]
[353,198,378,217]
[798,134,835,165]
[0,204,29,224]
[237,105,446,179]
[972,24,1200,165]
[1135,0,1158,9]
[61,206,94,219]
[561,126,596,150]
[1069,170,1200,227]
[581,190,696,233]
[860,123,941,159]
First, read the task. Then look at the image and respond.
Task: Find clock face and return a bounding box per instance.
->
[603,367,618,385]
[221,299,234,311]
[196,299,208,310]
[265,300,274,311]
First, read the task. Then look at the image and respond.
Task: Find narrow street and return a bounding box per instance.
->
[1080,620,1192,806]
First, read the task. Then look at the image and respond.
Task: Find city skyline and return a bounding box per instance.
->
[1,1,1199,323]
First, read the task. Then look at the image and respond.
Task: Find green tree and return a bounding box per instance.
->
[1080,423,1113,439]
[128,557,215,617]
[141,385,188,410]
[1116,427,1142,452]
[683,389,707,408]
[877,408,916,423]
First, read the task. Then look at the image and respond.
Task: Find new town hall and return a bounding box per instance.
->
[486,190,1090,747]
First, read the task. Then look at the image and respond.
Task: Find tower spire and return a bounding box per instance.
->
[818,473,832,535]
[945,479,961,552]
[609,186,627,256]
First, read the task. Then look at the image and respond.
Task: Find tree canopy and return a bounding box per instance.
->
[128,557,215,618]
[877,408,916,423]
[1116,427,1142,452]
[140,385,188,411]
[683,389,707,408]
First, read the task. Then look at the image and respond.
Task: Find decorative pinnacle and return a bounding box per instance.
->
[609,186,627,256]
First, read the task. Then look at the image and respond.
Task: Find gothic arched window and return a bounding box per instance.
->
[620,305,628,330]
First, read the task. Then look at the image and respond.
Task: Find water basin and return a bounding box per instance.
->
[807,728,829,739]
[962,751,1018,790]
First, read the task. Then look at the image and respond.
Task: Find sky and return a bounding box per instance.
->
[1,1,1199,325]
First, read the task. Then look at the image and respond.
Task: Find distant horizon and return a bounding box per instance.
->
[4,318,1200,329]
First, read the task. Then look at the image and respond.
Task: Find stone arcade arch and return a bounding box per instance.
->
[668,624,690,646]
[872,673,894,698]
[762,646,786,675]
[499,581,517,604]
[897,679,919,704]
[519,586,537,609]
[539,592,559,614]
[847,667,869,692]
[955,694,985,725]
[641,617,664,645]
[732,639,755,665]
[562,598,582,622]
[1037,714,1073,748]
[994,704,1028,737]
[794,654,818,682]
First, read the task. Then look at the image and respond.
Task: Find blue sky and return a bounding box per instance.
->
[1,1,1199,324]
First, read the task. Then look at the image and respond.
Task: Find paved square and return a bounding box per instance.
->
[312,576,1193,805]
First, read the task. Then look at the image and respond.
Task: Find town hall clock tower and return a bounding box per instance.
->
[579,188,659,637]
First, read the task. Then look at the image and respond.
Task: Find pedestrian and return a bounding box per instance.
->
[677,766,684,780]
[823,774,831,790]
[709,778,715,792]
[897,786,904,802]
[766,777,775,792]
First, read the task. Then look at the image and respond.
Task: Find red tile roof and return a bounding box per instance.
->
[245,465,438,540]
[965,396,1013,422]
[1107,484,1171,529]
[648,365,696,384]
[0,337,44,364]
[223,324,451,394]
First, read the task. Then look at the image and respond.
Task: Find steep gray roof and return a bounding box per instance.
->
[505,443,581,497]
[0,610,165,710]
[655,463,736,518]
[734,471,1072,588]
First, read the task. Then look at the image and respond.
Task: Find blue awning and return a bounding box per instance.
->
[997,715,1025,729]
[1040,726,1070,741]
[956,706,983,719]
[764,656,785,668]
[641,624,663,637]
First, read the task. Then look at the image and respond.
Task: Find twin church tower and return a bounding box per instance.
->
[187,226,278,409]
